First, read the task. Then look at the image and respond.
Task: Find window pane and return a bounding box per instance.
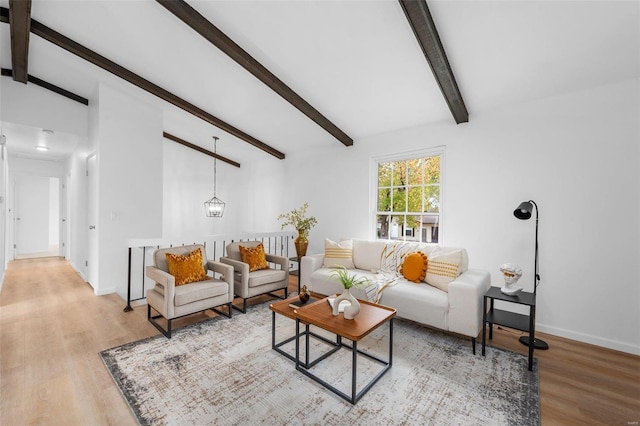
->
[378,188,391,212]
[415,215,439,243]
[423,156,440,184]
[405,215,421,241]
[378,163,392,187]
[389,215,405,240]
[407,158,423,185]
[391,161,405,186]
[407,186,422,212]
[376,215,390,239]
[424,186,440,213]
[392,187,406,212]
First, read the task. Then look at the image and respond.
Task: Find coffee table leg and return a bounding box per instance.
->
[352,340,358,403]
[295,318,300,369]
[305,323,310,367]
[389,319,394,365]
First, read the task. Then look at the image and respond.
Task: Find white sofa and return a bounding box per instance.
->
[301,239,491,353]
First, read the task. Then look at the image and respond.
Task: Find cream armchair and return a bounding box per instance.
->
[220,241,289,313]
[146,244,234,338]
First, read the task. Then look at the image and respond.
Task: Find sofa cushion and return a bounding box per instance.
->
[239,243,269,272]
[352,239,387,271]
[400,251,428,283]
[379,280,448,330]
[174,279,229,306]
[165,248,209,286]
[426,248,463,292]
[323,239,355,269]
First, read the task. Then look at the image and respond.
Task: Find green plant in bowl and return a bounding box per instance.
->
[329,265,370,290]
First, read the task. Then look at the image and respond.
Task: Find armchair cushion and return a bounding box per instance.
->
[165,247,208,286]
[174,280,230,307]
[239,243,269,272]
[246,269,287,288]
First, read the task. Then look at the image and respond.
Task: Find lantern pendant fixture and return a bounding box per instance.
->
[204,136,226,218]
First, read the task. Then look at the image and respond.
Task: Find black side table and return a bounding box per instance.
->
[289,256,302,293]
[482,286,536,371]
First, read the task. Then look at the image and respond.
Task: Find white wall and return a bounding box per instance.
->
[66,146,90,280]
[161,138,281,238]
[92,83,163,298]
[1,78,88,137]
[237,78,639,354]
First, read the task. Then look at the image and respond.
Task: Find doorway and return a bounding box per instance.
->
[14,175,61,259]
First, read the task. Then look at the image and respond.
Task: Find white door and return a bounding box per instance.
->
[87,155,98,289]
[14,175,51,258]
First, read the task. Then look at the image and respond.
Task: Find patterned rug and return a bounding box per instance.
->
[100,302,539,425]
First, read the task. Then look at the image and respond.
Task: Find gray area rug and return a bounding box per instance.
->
[100,302,539,425]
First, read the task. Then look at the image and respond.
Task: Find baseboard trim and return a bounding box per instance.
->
[95,287,116,296]
[69,261,88,282]
[537,323,640,356]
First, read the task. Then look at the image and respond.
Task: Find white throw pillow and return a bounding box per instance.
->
[323,239,355,269]
[425,248,463,292]
[352,239,386,271]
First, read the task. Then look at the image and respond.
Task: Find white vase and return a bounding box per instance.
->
[332,288,361,320]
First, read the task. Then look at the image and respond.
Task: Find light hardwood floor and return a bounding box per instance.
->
[1,258,638,425]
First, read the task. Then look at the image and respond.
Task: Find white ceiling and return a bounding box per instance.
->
[0,0,638,164]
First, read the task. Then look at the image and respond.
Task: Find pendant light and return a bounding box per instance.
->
[204,136,225,217]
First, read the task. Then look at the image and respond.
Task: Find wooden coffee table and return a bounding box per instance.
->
[293,295,396,404]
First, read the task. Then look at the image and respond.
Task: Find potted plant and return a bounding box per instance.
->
[329,266,369,319]
[277,202,317,257]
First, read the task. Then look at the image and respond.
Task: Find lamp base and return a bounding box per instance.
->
[519,335,549,350]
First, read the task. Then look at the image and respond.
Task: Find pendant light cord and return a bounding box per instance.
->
[213,136,218,198]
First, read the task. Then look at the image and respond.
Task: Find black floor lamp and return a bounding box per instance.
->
[514,200,549,350]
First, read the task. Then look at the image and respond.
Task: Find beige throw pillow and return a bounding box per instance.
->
[323,239,355,269]
[425,249,463,292]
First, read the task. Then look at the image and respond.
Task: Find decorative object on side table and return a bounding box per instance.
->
[277,202,317,258]
[513,199,549,350]
[288,285,319,309]
[298,285,310,303]
[499,263,523,295]
[329,266,369,319]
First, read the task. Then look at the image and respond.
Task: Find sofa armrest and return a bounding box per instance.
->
[145,266,176,316]
[266,253,289,272]
[301,254,324,284]
[447,268,491,338]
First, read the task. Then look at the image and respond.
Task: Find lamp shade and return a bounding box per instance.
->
[204,196,225,218]
[514,201,533,220]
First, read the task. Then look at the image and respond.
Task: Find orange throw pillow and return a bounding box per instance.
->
[401,251,428,283]
[239,243,270,272]
[165,248,209,286]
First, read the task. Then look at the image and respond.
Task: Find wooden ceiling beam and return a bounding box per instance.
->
[1,68,89,105]
[8,0,31,83]
[0,7,285,160]
[163,132,241,168]
[156,0,354,147]
[399,0,468,124]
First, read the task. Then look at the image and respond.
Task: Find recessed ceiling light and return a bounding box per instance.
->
[36,146,49,152]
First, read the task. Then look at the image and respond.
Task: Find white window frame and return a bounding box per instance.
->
[370,147,445,244]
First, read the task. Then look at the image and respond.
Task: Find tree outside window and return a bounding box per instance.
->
[376,154,441,243]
